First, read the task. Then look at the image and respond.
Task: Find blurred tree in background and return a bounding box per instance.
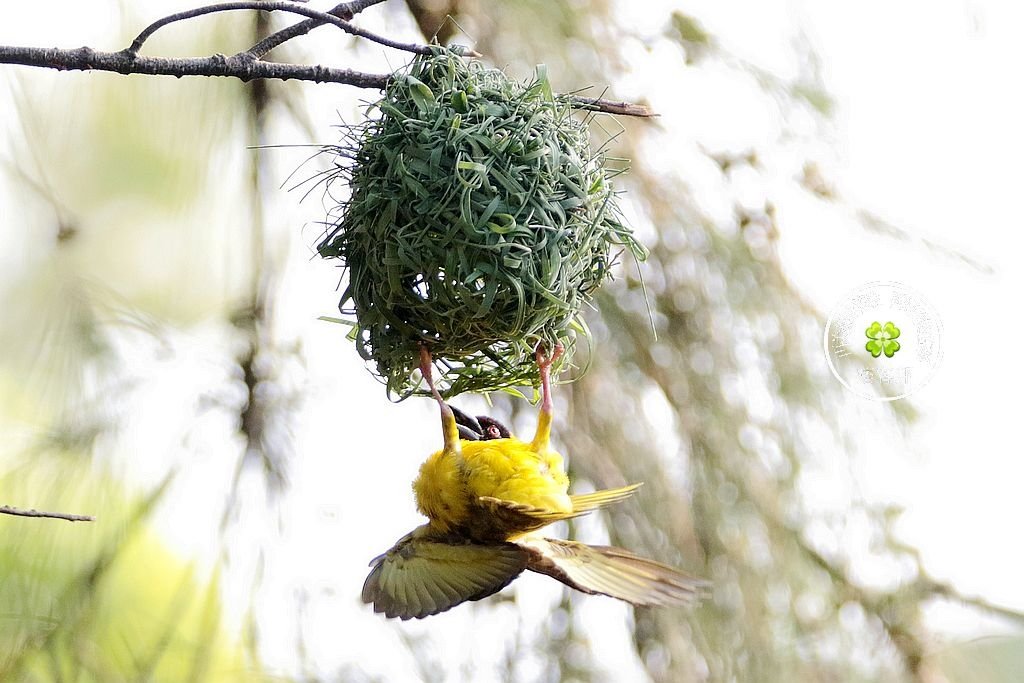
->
[0,462,276,682]
[1,2,1022,683]
[0,7,298,682]
[458,3,919,681]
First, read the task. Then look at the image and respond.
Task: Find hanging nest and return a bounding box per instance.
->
[317,48,645,398]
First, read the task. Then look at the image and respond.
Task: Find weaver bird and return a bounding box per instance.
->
[362,344,705,620]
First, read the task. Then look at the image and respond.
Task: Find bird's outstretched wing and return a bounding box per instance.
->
[516,537,707,606]
[362,530,528,620]
[477,483,644,534]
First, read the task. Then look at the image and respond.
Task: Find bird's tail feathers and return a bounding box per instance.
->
[519,537,707,606]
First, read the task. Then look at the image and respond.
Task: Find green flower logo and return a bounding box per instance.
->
[865,321,901,358]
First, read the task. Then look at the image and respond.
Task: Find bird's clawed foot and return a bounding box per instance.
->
[535,341,565,376]
[534,341,564,418]
[419,345,442,403]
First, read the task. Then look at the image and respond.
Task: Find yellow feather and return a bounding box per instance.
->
[412,447,469,535]
[463,439,571,514]
[413,436,574,539]
[567,483,643,513]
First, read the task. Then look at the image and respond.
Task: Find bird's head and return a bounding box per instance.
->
[451,405,511,441]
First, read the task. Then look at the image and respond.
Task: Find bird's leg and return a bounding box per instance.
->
[419,345,460,454]
[531,342,564,451]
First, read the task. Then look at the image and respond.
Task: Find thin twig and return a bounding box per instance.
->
[0,45,389,88]
[125,1,433,57]
[248,0,389,59]
[930,581,1024,626]
[570,95,655,118]
[1,505,95,522]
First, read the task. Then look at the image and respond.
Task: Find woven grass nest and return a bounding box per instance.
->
[317,48,645,398]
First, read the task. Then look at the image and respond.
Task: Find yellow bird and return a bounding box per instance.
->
[362,345,706,620]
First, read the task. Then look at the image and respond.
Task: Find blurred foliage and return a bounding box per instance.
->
[3,72,251,325]
[403,0,462,46]
[0,5,298,681]
[0,459,279,682]
[668,12,712,65]
[936,636,1024,683]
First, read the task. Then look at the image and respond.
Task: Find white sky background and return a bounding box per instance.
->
[2,0,1024,679]
[775,0,1024,622]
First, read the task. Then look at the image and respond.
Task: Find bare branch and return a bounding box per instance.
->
[0,45,388,88]
[0,1,651,116]
[0,45,647,116]
[930,580,1024,626]
[1,504,95,522]
[247,0,388,58]
[125,1,433,57]
[570,95,655,118]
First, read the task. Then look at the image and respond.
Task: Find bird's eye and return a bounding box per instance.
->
[477,416,511,440]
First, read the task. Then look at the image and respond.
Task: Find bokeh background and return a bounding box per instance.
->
[2,1,1023,681]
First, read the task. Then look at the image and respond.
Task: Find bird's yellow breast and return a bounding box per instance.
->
[413,438,572,537]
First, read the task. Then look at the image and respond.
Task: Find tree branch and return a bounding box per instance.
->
[124,1,433,57]
[0,1,652,116]
[571,95,655,118]
[0,45,647,115]
[0,45,389,88]
[929,580,1024,626]
[247,0,388,58]
[1,505,95,522]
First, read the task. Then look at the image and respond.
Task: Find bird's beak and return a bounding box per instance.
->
[450,404,482,440]
[449,403,512,441]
